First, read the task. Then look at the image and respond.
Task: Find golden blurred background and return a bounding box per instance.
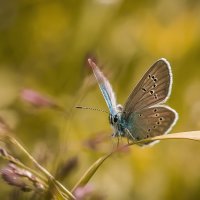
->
[0,0,200,199]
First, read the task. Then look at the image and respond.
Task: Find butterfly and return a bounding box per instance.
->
[87,58,178,145]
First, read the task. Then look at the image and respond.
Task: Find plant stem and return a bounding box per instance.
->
[9,136,76,200]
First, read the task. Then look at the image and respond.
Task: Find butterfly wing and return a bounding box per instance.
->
[123,58,172,114]
[122,58,178,144]
[88,59,117,115]
[125,106,178,143]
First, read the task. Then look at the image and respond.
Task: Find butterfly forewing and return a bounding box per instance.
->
[125,106,178,141]
[123,59,172,114]
[88,59,118,115]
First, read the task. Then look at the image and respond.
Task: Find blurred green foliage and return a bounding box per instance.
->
[0,0,200,199]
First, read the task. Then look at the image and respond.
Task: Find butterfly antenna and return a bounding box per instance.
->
[75,106,109,114]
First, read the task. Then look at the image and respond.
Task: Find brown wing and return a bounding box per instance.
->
[123,58,172,114]
[125,106,178,142]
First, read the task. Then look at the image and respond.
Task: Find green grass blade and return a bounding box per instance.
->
[136,131,200,145]
[151,131,200,141]
[71,152,113,193]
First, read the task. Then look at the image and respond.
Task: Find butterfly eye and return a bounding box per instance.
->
[109,114,119,125]
[114,115,118,123]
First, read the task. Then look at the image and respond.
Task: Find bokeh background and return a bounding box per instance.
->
[0,0,200,199]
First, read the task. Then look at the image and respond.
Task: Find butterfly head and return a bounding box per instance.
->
[109,113,119,126]
[109,104,123,125]
[109,104,127,138]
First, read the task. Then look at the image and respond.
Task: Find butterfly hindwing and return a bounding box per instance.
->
[123,106,178,141]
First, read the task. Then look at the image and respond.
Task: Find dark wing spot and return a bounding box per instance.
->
[148,129,151,132]
[157,121,160,125]
[154,78,158,82]
[142,88,146,92]
[150,90,154,95]
[153,84,157,88]
[154,109,157,112]
[148,74,151,78]
[155,113,159,117]
[153,125,156,129]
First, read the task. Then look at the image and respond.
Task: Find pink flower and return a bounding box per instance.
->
[21,89,58,108]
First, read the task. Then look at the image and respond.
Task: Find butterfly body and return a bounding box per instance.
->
[109,108,127,137]
[88,58,178,145]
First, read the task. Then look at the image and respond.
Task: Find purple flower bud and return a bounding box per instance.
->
[74,185,93,200]
[1,163,45,192]
[21,89,58,108]
[1,164,31,192]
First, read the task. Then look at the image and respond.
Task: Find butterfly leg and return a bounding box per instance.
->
[125,128,136,143]
[117,137,120,148]
[127,137,130,144]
